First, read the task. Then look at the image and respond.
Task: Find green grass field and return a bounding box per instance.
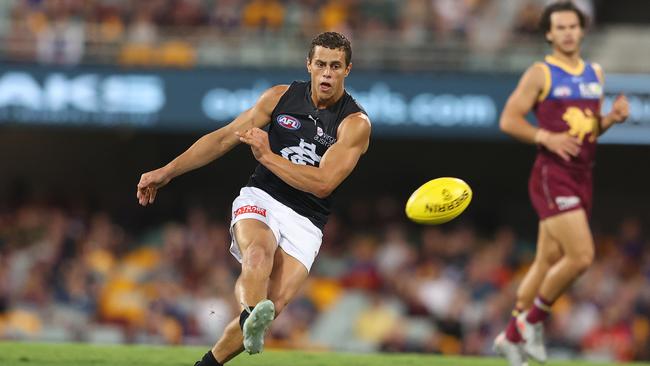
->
[0,342,648,366]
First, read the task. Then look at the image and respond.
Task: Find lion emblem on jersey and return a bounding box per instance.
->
[563,107,598,143]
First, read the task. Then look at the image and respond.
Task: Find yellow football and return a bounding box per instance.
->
[405,177,472,225]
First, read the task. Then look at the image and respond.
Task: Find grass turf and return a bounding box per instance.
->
[0,342,648,366]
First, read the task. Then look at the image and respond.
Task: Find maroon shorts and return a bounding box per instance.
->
[528,158,593,220]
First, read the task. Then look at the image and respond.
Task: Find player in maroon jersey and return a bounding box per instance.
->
[493,2,629,365]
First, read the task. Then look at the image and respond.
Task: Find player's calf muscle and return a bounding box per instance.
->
[268,297,289,317]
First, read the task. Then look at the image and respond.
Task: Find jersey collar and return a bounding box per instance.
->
[545,55,585,76]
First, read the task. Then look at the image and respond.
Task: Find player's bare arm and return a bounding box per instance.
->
[592,64,630,135]
[237,112,371,198]
[500,63,581,162]
[136,85,289,206]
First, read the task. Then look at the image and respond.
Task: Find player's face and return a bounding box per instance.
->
[307,46,351,101]
[546,11,584,54]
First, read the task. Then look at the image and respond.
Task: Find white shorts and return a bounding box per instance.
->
[229,187,323,272]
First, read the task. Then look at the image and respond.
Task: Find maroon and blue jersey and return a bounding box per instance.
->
[529,56,603,219]
[533,55,603,170]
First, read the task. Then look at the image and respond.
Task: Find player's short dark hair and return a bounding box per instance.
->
[539,1,588,34]
[308,32,352,66]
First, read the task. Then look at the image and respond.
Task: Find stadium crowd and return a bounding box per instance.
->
[0,198,648,362]
[0,0,594,66]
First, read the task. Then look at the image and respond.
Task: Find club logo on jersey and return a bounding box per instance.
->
[234,205,267,218]
[579,82,602,99]
[555,196,580,211]
[280,139,322,166]
[553,86,572,98]
[277,114,301,130]
[563,107,597,142]
[316,126,324,136]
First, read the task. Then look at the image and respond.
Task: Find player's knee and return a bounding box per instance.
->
[542,247,563,266]
[571,250,594,273]
[242,243,274,269]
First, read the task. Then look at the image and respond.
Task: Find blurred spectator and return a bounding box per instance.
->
[241,0,285,32]
[3,3,37,61]
[340,234,382,291]
[119,3,158,65]
[514,1,544,35]
[282,0,316,37]
[398,0,431,45]
[167,0,205,27]
[430,0,474,38]
[85,2,125,44]
[126,4,158,46]
[209,0,242,33]
[35,2,85,65]
[319,0,351,35]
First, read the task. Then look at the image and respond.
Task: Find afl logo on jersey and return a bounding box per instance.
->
[277,114,301,130]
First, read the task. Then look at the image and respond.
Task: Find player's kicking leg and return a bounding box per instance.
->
[494,222,562,366]
[518,209,594,363]
[194,219,309,365]
[243,244,308,355]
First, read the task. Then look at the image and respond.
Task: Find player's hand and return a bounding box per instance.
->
[137,167,171,206]
[609,94,629,123]
[236,128,271,161]
[541,132,581,162]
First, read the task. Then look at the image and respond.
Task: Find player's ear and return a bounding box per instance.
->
[344,62,352,77]
[306,57,312,73]
[545,31,552,43]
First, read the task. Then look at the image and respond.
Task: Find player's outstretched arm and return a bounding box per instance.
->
[592,64,630,135]
[500,63,581,162]
[237,112,371,198]
[136,85,288,206]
